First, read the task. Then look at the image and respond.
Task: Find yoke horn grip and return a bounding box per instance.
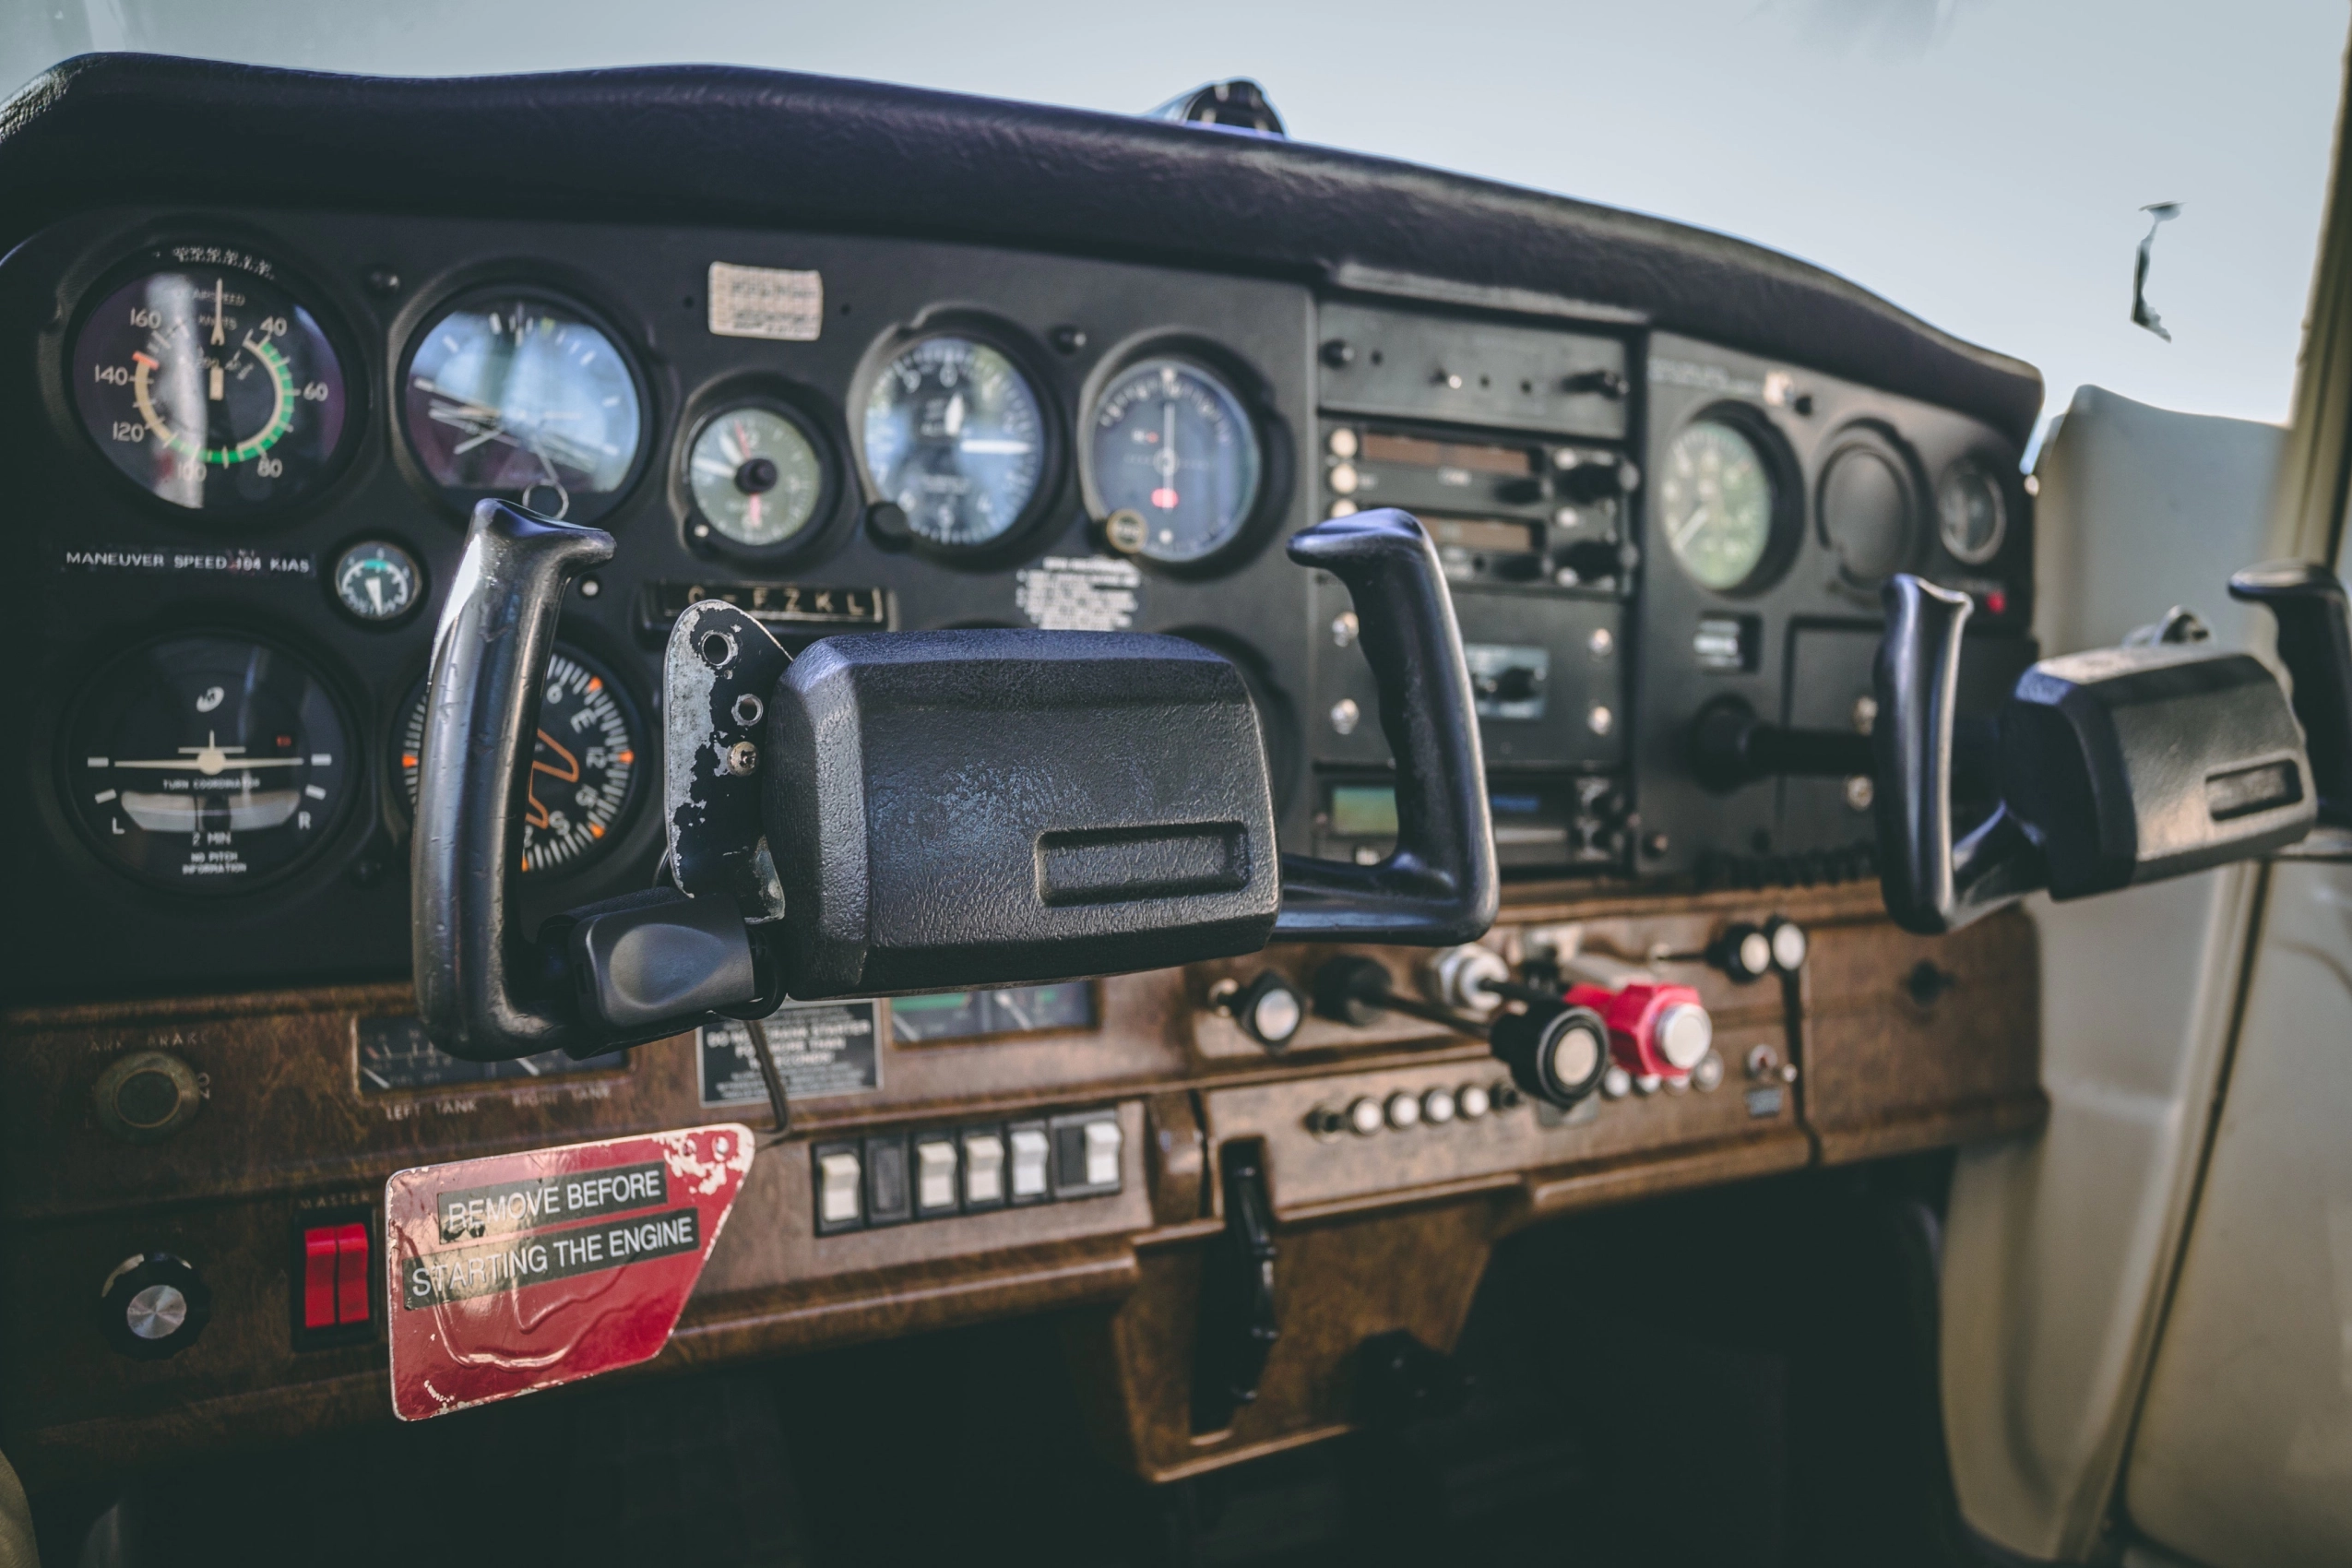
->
[1273,509,1498,944]
[413,501,614,1060]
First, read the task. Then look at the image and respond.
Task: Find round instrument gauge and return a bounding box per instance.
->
[861,335,1049,547]
[1817,432,1919,585]
[397,646,640,878]
[70,248,350,514]
[1937,460,2008,564]
[685,402,827,550]
[331,540,423,624]
[1660,419,1778,592]
[401,291,645,520]
[1087,358,1262,564]
[65,634,353,892]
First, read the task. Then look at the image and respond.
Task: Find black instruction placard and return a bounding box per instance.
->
[698,1000,881,1107]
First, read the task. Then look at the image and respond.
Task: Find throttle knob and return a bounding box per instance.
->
[99,1253,212,1361]
[1566,980,1714,1080]
[1709,922,1775,984]
[1490,1002,1611,1108]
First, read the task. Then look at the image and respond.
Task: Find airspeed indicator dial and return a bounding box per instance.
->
[398,647,640,877]
[70,248,350,514]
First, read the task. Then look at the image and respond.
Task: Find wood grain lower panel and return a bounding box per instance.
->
[0,883,2047,1489]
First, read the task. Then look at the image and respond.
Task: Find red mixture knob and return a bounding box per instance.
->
[1562,980,1714,1080]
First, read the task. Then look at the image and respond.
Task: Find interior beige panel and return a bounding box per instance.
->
[2125,862,2352,1565]
[1939,388,2282,1560]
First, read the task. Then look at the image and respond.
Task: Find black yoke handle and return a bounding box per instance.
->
[1275,510,1499,944]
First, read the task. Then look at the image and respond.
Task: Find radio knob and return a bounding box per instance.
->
[1347,1097,1385,1136]
[1384,1090,1422,1130]
[99,1253,212,1361]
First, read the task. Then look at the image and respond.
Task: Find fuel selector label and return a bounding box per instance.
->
[385,1125,753,1421]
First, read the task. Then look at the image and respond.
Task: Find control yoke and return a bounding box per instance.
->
[1870,566,2346,934]
[414,503,1496,1060]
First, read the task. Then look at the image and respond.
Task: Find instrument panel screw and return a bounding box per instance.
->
[724,741,759,777]
[577,576,602,600]
[363,267,402,296]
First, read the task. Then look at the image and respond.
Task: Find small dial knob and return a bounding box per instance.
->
[99,1253,212,1361]
[1348,1097,1385,1136]
[1456,1083,1491,1120]
[1764,916,1809,972]
[1489,1002,1612,1108]
[1709,922,1776,984]
[92,1051,203,1144]
[1229,971,1305,1050]
[1384,1091,1422,1130]
[1421,1087,1458,1125]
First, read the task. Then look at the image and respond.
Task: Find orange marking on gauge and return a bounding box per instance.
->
[586,676,601,693]
[525,728,580,830]
[617,749,635,765]
[401,753,418,768]
[133,351,159,369]
[590,824,605,838]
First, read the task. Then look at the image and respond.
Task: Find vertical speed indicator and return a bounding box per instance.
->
[398,647,641,877]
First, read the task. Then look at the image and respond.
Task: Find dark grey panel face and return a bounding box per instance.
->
[1635,333,2034,885]
[0,207,1317,999]
[2,211,2034,1003]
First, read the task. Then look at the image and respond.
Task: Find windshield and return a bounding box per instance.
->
[8,0,2343,443]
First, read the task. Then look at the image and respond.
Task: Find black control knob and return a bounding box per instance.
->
[1709,922,1775,984]
[1562,369,1627,400]
[1321,339,1357,369]
[1229,971,1305,1050]
[1312,955,1394,1027]
[99,1253,212,1361]
[1554,460,1623,505]
[1489,1001,1611,1108]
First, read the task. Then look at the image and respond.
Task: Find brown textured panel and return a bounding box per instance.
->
[1144,1092,1207,1225]
[1800,905,2045,1162]
[1065,1198,1494,1482]
[1205,1033,1796,1217]
[0,879,2047,1490]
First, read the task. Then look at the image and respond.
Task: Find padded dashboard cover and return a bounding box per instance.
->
[0,53,2041,444]
[765,629,1280,996]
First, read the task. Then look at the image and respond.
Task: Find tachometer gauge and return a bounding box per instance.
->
[397,646,640,877]
[1660,419,1778,592]
[70,247,350,514]
[1087,358,1262,564]
[685,402,827,551]
[66,634,353,892]
[401,291,645,520]
[861,335,1049,547]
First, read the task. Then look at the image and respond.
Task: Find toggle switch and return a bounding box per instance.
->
[961,1128,1006,1209]
[1008,1123,1052,1204]
[815,1145,863,1232]
[914,1136,960,1216]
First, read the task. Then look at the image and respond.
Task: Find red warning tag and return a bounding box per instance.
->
[385,1124,754,1421]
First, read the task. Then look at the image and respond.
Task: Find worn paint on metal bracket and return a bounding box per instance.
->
[663,598,790,919]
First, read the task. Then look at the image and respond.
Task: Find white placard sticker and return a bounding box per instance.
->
[1015,555,1143,631]
[707,262,824,342]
